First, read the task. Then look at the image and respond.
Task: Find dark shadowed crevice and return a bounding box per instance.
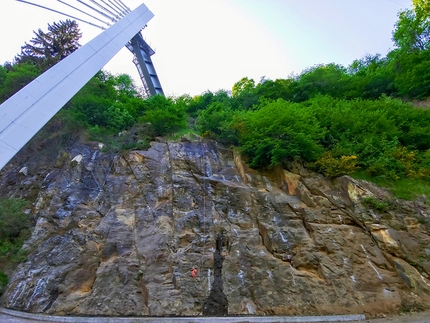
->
[42,288,58,312]
[202,233,228,316]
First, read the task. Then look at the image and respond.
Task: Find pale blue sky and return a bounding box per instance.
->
[0,0,412,96]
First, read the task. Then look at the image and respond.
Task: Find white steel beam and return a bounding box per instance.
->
[0,3,154,170]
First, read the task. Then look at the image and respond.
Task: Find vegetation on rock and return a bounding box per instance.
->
[0,197,29,295]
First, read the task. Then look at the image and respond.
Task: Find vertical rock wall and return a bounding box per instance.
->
[1,139,430,317]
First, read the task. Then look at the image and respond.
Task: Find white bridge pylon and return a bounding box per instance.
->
[0,3,154,170]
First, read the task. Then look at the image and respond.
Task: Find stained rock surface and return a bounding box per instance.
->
[1,139,430,317]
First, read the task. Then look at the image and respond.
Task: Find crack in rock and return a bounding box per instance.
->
[203,233,228,316]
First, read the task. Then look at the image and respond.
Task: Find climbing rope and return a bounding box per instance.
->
[202,174,206,277]
[192,140,207,282]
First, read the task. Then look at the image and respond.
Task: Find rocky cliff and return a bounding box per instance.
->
[1,139,430,317]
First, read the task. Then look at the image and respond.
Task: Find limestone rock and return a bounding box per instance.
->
[18,166,28,176]
[71,154,83,165]
[1,140,430,317]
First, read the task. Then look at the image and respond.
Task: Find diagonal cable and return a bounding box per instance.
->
[105,0,127,17]
[115,0,131,13]
[112,0,129,13]
[96,0,125,18]
[15,0,106,29]
[73,0,117,22]
[57,0,111,27]
[88,0,120,21]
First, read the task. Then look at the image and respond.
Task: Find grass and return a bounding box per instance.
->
[88,125,152,153]
[352,171,430,201]
[0,272,7,295]
[362,196,389,212]
[167,128,200,141]
[0,197,31,296]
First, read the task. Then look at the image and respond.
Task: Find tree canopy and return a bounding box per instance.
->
[392,8,430,52]
[16,20,82,69]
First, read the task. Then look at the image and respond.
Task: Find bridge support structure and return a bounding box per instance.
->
[0,3,155,170]
[127,33,164,97]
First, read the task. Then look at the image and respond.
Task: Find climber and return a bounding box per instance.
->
[191,267,198,278]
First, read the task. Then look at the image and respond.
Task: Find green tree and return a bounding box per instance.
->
[392,9,430,52]
[413,0,430,18]
[17,20,82,69]
[347,54,395,99]
[232,77,258,109]
[236,99,324,168]
[295,63,349,100]
[139,95,187,136]
[255,78,298,102]
[112,74,138,97]
[391,48,430,99]
[187,90,239,116]
[0,65,6,87]
[68,71,141,131]
[186,91,215,116]
[0,62,42,103]
[196,101,238,144]
[388,4,430,99]
[232,77,255,98]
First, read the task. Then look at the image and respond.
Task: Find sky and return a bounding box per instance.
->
[0,0,413,97]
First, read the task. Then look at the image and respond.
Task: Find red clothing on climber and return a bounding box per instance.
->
[191,267,198,278]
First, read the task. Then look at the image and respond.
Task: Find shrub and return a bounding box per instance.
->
[237,99,324,168]
[0,271,8,295]
[362,196,389,212]
[312,151,359,178]
[0,198,28,240]
[89,125,151,153]
[0,197,29,284]
[139,95,187,136]
[196,102,238,145]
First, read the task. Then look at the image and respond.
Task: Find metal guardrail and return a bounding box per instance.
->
[0,307,366,323]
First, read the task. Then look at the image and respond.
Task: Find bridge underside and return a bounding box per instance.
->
[0,3,155,170]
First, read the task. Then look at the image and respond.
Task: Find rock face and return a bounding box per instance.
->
[1,139,430,317]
